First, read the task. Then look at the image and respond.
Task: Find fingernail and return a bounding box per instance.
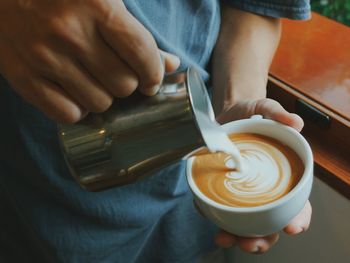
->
[163,53,181,71]
[250,241,266,254]
[140,85,160,96]
[252,246,266,254]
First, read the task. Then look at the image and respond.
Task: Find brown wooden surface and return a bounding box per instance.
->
[268,13,350,198]
[270,13,350,122]
[267,78,350,199]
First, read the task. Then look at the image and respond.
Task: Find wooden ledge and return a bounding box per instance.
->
[271,13,350,122]
[268,13,350,198]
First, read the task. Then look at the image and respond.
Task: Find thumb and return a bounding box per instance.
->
[255,99,304,132]
[160,50,181,73]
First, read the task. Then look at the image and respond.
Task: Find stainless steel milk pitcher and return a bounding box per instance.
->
[58,67,215,191]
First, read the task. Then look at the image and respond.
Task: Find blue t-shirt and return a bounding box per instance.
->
[0,1,310,262]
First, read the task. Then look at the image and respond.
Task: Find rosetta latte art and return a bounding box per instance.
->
[223,141,292,206]
[192,133,304,207]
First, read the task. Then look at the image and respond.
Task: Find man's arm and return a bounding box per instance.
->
[212,5,281,116]
[211,5,312,254]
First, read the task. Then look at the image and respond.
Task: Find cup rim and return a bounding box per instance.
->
[186,118,314,213]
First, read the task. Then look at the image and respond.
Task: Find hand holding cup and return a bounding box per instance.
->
[187,99,313,253]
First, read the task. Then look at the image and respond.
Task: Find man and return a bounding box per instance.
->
[0,0,311,262]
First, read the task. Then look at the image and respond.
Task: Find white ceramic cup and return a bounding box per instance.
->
[186,115,313,237]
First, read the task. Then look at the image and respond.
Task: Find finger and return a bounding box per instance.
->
[11,41,113,113]
[97,5,163,96]
[78,35,139,98]
[214,230,238,248]
[160,50,181,73]
[53,58,114,113]
[216,100,257,124]
[284,200,312,235]
[254,98,304,132]
[14,77,85,123]
[0,44,86,123]
[237,233,279,254]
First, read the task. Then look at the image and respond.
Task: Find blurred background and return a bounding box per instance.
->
[312,0,350,25]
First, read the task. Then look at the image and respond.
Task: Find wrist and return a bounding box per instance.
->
[212,73,267,115]
[212,7,280,115]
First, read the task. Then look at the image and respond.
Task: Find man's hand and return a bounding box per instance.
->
[214,98,312,253]
[0,0,179,123]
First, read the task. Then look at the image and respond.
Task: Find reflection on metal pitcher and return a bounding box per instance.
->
[58,67,215,191]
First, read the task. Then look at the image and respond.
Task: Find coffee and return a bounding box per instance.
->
[191,133,304,207]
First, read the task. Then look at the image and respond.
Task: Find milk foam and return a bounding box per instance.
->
[222,140,292,205]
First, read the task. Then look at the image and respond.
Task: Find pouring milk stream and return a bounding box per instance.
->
[194,111,243,171]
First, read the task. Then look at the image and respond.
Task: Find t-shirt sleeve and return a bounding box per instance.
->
[223,0,311,20]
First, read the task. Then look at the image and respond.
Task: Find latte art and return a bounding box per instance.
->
[223,139,293,206]
[192,133,304,207]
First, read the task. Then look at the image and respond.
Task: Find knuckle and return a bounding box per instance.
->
[129,31,155,55]
[89,0,113,13]
[28,43,57,68]
[129,35,163,87]
[95,1,126,27]
[49,15,88,55]
[48,16,67,36]
[100,10,117,29]
[89,0,104,9]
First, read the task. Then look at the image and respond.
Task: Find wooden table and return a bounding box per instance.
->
[268,13,350,198]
